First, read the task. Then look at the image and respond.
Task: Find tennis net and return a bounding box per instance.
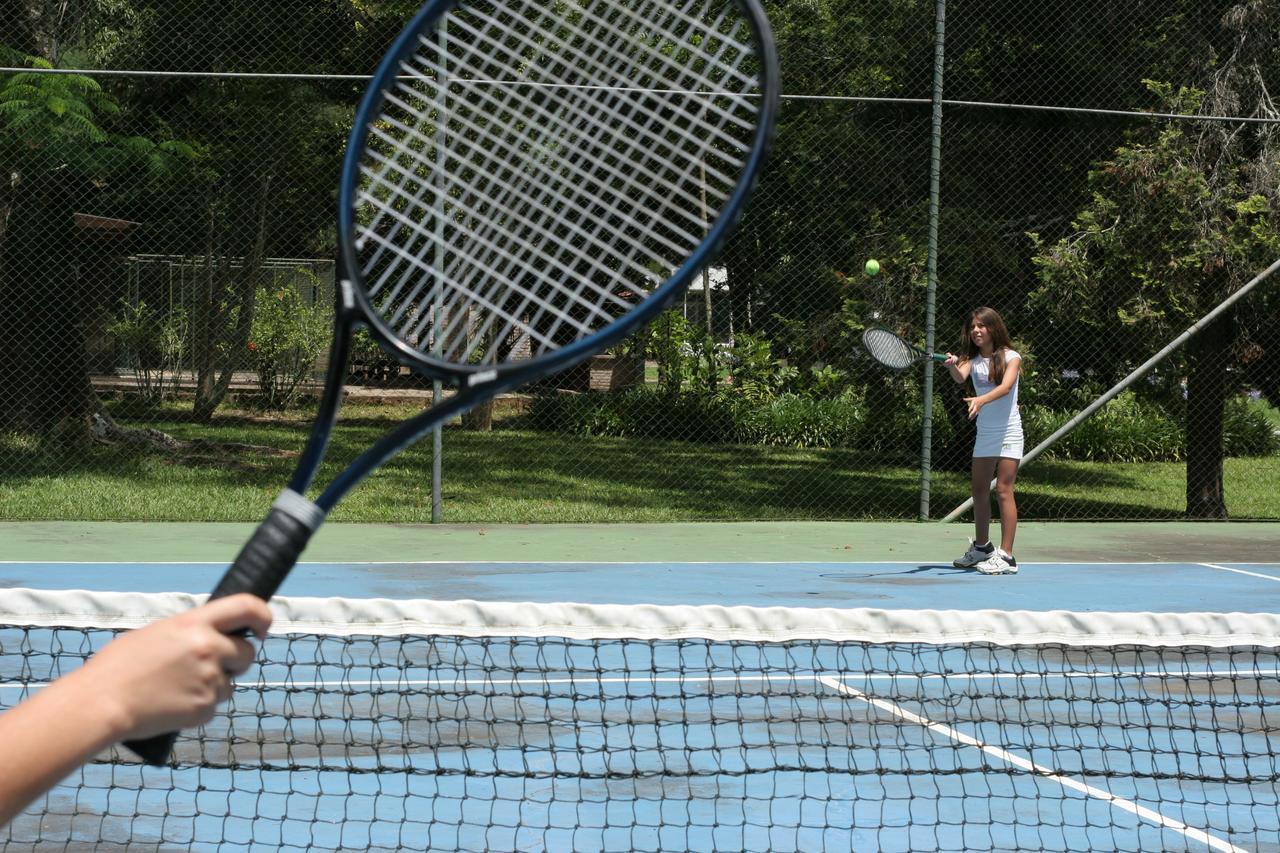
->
[2,588,1279,852]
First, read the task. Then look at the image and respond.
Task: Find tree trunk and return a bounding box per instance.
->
[0,3,114,441]
[191,210,219,415]
[461,399,494,431]
[192,169,273,421]
[6,0,91,63]
[720,209,766,338]
[1184,310,1233,519]
[0,169,100,438]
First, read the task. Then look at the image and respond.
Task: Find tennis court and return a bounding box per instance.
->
[3,522,1280,852]
[4,0,1280,849]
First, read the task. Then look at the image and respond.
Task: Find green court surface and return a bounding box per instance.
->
[2,520,1277,564]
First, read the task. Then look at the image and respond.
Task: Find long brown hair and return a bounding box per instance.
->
[959,307,1013,384]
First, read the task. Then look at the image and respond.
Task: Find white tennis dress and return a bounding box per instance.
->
[971,349,1023,459]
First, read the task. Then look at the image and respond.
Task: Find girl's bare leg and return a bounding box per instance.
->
[994,457,1019,554]
[971,457,998,546]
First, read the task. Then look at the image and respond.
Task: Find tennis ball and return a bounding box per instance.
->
[864,259,880,277]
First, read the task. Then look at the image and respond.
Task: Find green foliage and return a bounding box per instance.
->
[0,61,116,151]
[1024,392,1279,463]
[691,334,723,397]
[647,310,694,396]
[725,333,798,403]
[647,310,731,398]
[529,387,739,443]
[1024,393,1183,463]
[0,55,197,181]
[531,384,1277,463]
[247,274,331,409]
[106,299,188,404]
[348,328,400,385]
[1027,80,1280,382]
[1224,397,1280,458]
[735,394,863,448]
[528,385,955,456]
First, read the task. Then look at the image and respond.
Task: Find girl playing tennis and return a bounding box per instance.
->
[944,307,1022,575]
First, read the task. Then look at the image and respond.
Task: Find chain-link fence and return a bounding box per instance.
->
[1,0,1278,523]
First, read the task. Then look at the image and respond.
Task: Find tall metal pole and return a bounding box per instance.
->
[431,28,447,523]
[919,0,947,520]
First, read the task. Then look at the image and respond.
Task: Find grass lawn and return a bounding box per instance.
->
[1,400,1277,522]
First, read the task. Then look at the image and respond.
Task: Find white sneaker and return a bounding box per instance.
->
[975,548,1018,575]
[953,538,995,568]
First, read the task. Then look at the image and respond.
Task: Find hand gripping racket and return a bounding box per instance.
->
[125,0,778,764]
[862,325,949,372]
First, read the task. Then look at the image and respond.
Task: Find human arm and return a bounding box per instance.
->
[943,353,971,385]
[964,353,1021,420]
[0,594,272,824]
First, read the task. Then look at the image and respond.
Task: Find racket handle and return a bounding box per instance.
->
[211,502,317,601]
[123,496,320,766]
[932,353,949,363]
[123,732,177,766]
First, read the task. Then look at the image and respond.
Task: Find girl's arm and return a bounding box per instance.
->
[0,594,272,824]
[943,353,971,385]
[964,353,1021,419]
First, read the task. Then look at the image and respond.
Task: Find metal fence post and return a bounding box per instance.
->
[920,0,947,520]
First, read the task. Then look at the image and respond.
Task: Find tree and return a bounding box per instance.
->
[1028,35,1280,519]
[0,55,194,436]
[109,0,374,420]
[1,0,93,63]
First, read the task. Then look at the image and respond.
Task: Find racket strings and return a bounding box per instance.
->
[363,76,658,356]
[863,328,918,370]
[391,9,739,343]
[353,0,763,366]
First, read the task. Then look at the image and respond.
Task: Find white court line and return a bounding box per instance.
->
[818,675,1247,853]
[1200,563,1280,582]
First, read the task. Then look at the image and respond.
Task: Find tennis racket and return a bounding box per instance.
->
[125,0,778,765]
[862,325,949,372]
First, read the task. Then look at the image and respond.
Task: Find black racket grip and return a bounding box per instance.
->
[123,506,316,766]
[211,505,316,601]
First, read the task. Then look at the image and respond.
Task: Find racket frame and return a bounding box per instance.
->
[862,324,949,372]
[123,0,778,766]
[338,0,779,387]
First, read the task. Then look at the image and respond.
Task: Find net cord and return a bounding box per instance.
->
[2,587,1277,648]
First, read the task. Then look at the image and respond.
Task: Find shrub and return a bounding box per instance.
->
[1024,393,1182,462]
[735,394,863,448]
[248,274,331,409]
[646,310,695,396]
[1224,396,1280,457]
[348,327,401,385]
[1025,392,1278,462]
[530,387,946,454]
[529,388,739,443]
[725,333,798,403]
[106,299,188,404]
[528,385,1278,463]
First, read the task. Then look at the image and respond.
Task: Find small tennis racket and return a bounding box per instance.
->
[862,325,949,372]
[125,0,778,765]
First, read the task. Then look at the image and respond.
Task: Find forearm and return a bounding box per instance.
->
[973,385,1011,405]
[0,670,128,823]
[0,594,272,827]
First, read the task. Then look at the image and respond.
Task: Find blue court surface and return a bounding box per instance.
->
[4,557,1280,610]
[4,559,1280,852]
